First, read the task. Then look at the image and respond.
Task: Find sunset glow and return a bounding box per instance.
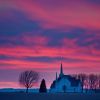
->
[0,0,100,88]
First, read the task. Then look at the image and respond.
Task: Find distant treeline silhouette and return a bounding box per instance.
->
[72,73,100,92]
[18,70,100,93]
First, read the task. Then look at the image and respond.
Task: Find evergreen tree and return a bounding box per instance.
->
[39,79,47,93]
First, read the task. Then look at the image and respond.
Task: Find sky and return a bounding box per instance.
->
[0,0,100,88]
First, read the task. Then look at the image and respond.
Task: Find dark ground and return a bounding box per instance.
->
[0,92,100,100]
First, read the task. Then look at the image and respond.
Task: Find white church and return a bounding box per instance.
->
[50,63,82,93]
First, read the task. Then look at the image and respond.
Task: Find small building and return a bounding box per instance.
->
[50,63,82,93]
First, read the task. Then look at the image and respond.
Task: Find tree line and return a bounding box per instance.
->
[19,70,100,93]
[72,73,100,92]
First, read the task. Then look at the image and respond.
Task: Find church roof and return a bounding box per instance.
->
[62,75,80,86]
[50,80,56,89]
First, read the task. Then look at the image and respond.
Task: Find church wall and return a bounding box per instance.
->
[50,78,82,93]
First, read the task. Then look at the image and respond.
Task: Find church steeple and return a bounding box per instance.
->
[59,62,64,77]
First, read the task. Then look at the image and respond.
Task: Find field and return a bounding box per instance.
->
[0,93,100,100]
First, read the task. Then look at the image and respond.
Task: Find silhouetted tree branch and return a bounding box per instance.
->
[19,70,39,93]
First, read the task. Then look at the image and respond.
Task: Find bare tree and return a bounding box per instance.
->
[19,70,39,93]
[97,74,100,89]
[77,74,86,92]
[89,74,97,90]
[72,73,100,92]
[83,75,89,92]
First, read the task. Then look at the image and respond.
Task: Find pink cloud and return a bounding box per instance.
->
[22,35,49,46]
[0,0,100,88]
[0,0,100,30]
[0,43,100,74]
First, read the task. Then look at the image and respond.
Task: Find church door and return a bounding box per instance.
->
[62,85,67,93]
